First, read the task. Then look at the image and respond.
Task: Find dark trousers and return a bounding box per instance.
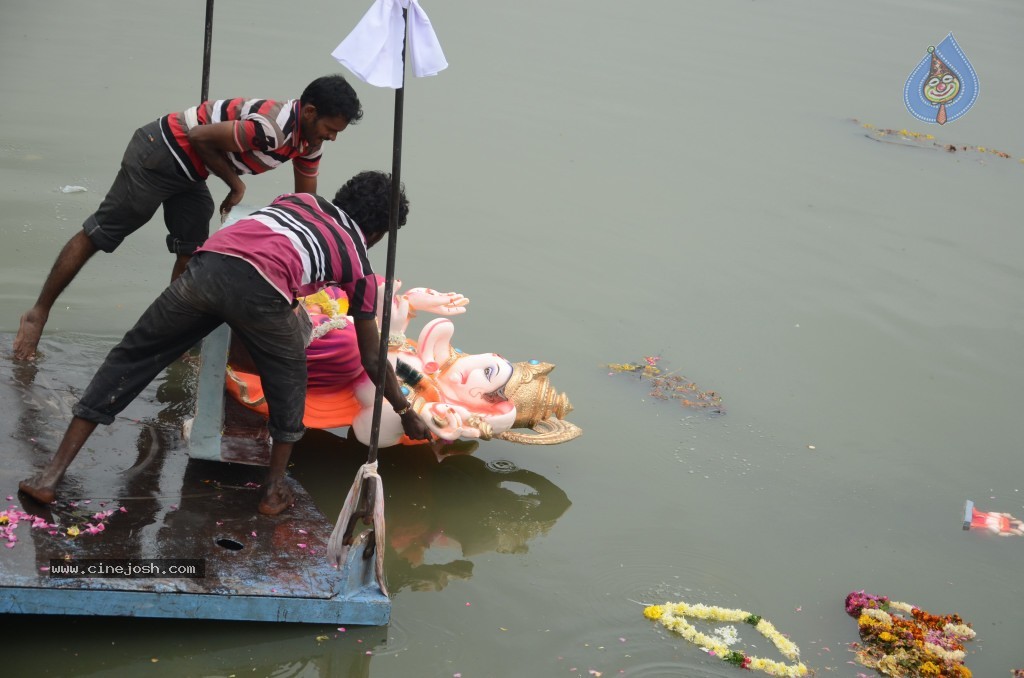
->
[84,119,214,256]
[73,253,309,442]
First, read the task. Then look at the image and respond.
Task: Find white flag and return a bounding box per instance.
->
[332,0,448,89]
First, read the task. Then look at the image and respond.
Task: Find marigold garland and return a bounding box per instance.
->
[643,601,808,677]
[845,591,976,678]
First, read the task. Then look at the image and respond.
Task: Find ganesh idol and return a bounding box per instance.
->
[224,278,582,447]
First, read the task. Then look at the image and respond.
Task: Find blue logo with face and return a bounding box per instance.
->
[904,33,979,125]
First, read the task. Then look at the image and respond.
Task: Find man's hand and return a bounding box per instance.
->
[353,316,433,441]
[399,409,432,441]
[219,183,246,221]
[188,122,247,221]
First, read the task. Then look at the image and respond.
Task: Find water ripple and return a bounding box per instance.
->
[619,660,733,678]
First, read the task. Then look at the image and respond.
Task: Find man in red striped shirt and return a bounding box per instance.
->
[14,74,362,361]
[19,171,431,516]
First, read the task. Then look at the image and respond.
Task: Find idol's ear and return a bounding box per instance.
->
[416,318,455,374]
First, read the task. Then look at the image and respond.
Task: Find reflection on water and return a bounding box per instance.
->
[289,429,572,594]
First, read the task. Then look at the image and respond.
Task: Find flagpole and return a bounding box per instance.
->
[365,6,407,468]
[201,0,214,102]
[327,0,447,590]
[341,7,408,563]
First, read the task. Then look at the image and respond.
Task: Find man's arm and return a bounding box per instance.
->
[187,122,247,217]
[353,316,432,440]
[293,165,317,195]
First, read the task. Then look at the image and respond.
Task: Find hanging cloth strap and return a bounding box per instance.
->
[331,0,447,89]
[327,461,389,596]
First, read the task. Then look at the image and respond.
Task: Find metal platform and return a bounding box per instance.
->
[1,324,390,626]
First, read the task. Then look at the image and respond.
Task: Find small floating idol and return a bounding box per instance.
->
[962,499,1024,536]
[225,279,582,447]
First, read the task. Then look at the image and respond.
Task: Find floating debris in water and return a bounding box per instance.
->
[852,118,1022,162]
[845,590,975,678]
[962,499,1024,536]
[606,356,723,413]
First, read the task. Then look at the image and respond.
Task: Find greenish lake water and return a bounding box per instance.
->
[2,0,1022,676]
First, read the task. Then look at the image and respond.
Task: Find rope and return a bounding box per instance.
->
[326,461,388,596]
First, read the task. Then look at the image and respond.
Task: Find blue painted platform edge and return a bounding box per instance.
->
[0,585,389,625]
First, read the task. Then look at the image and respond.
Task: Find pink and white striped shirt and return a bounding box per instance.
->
[197,193,378,318]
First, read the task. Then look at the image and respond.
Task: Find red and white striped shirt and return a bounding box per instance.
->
[197,193,378,318]
[160,98,321,181]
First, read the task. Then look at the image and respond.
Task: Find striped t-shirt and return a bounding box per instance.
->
[160,98,321,182]
[197,193,378,319]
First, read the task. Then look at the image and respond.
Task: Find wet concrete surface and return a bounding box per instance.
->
[0,336,388,624]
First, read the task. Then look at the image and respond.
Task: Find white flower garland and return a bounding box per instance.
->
[715,625,741,646]
[859,606,969,664]
[310,316,348,341]
[299,289,350,343]
[886,600,915,615]
[644,601,809,677]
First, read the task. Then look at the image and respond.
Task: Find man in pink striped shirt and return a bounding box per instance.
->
[20,171,430,516]
[15,75,361,361]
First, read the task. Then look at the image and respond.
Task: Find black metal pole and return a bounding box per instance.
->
[201,0,214,102]
[365,7,408,466]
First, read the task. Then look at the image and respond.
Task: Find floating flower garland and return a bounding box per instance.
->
[845,591,976,678]
[643,601,808,677]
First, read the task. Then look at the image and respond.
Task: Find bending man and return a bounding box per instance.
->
[19,171,430,516]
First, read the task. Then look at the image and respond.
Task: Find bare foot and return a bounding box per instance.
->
[258,480,294,516]
[19,477,57,505]
[14,308,48,361]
